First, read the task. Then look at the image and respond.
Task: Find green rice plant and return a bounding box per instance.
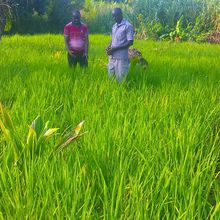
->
[0,103,85,166]
[0,34,220,219]
[0,103,22,165]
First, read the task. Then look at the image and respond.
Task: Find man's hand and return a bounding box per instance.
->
[84,53,88,60]
[106,46,117,55]
[106,46,112,55]
[68,50,75,56]
[106,40,134,56]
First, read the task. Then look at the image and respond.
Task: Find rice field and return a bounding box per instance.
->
[0,34,220,219]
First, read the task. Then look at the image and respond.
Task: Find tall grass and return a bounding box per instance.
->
[0,34,220,219]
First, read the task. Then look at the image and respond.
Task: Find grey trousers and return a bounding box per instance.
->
[108,57,129,82]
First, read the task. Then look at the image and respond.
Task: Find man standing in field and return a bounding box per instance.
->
[64,10,89,68]
[106,8,134,82]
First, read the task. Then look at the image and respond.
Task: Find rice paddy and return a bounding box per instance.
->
[0,34,220,219]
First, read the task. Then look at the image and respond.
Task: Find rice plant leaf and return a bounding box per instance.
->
[55,134,82,153]
[43,128,59,137]
[0,103,14,131]
[74,121,85,135]
[43,121,50,131]
[54,134,70,150]
[31,116,43,138]
[0,119,11,141]
[54,121,84,151]
[0,120,20,164]
[27,126,37,147]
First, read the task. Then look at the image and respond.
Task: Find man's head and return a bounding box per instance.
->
[72,10,81,25]
[112,8,123,24]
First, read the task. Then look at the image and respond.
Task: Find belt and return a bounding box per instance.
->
[110,55,129,61]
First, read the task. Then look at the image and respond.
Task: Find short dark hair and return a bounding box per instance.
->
[72,10,81,16]
[113,8,122,15]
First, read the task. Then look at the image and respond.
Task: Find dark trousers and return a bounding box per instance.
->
[67,53,88,68]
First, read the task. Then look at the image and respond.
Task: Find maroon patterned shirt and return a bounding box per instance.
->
[64,22,88,55]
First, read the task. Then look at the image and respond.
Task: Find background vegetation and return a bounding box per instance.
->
[0,34,220,219]
[0,0,220,41]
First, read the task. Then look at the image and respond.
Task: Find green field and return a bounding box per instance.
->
[0,35,220,219]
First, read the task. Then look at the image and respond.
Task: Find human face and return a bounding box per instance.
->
[112,10,123,24]
[72,12,81,25]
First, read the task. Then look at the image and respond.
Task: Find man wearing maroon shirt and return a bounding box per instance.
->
[64,10,89,68]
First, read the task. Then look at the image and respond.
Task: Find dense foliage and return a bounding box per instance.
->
[0,0,14,39]
[0,0,220,41]
[83,0,220,41]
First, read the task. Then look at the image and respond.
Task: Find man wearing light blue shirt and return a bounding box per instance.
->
[106,8,134,82]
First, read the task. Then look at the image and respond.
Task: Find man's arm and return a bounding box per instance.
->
[107,24,134,54]
[106,41,112,55]
[107,40,133,55]
[110,40,133,52]
[84,31,89,58]
[64,35,72,55]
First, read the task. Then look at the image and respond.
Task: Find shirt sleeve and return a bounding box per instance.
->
[64,25,69,36]
[85,26,89,37]
[126,24,134,41]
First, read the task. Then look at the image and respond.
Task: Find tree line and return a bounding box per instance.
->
[0,0,219,42]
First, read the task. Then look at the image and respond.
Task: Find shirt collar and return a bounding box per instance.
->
[115,19,126,28]
[71,21,82,27]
